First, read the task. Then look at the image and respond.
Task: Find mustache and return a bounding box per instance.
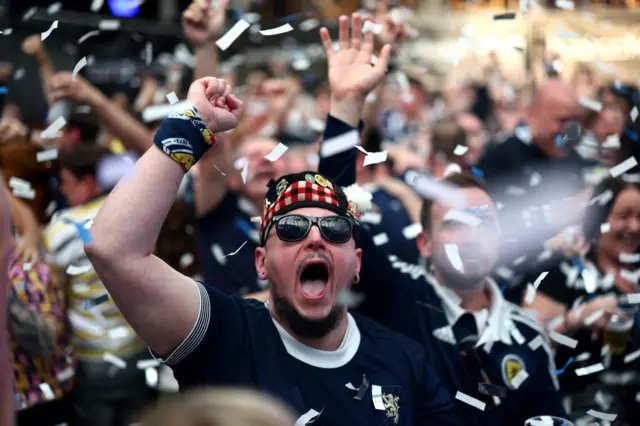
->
[296,251,332,276]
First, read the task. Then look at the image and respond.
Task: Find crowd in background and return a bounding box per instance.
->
[1,1,640,426]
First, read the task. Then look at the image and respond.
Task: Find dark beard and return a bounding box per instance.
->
[273,295,343,339]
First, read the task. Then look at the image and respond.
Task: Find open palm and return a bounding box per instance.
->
[320,14,392,101]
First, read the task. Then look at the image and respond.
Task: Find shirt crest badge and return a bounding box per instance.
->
[382,392,400,424]
[501,354,525,389]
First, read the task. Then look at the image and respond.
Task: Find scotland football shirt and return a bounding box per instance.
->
[156,282,460,426]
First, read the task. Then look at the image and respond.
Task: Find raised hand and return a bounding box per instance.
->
[187,77,244,134]
[49,72,100,104]
[372,0,409,47]
[21,34,44,58]
[182,0,229,48]
[320,14,392,102]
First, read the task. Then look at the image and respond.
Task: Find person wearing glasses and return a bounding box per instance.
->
[84,15,459,426]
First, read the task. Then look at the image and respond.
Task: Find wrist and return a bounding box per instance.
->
[329,95,364,128]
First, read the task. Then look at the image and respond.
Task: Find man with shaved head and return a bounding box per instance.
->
[476,79,595,284]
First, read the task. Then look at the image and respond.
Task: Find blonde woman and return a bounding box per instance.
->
[138,388,296,426]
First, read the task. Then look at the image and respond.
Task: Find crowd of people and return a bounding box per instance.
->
[1,1,640,426]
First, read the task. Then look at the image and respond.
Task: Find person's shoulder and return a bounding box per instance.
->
[353,312,425,357]
[478,136,527,166]
[506,302,546,338]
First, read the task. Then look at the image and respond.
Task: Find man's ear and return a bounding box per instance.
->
[255,246,268,280]
[416,231,432,258]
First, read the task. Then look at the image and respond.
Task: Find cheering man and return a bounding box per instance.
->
[85,15,459,426]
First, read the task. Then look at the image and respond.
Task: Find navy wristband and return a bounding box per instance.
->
[153,105,216,171]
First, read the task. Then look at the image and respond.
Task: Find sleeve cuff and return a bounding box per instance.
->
[150,281,211,366]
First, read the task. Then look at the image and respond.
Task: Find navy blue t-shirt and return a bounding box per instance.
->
[196,191,265,296]
[354,231,566,426]
[162,282,460,426]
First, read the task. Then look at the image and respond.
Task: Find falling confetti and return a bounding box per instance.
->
[264,143,289,162]
[216,19,250,51]
[72,57,87,79]
[455,391,486,411]
[99,20,120,31]
[259,24,294,36]
[78,30,100,44]
[40,20,59,41]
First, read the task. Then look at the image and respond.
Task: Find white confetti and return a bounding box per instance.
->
[299,19,320,32]
[631,106,638,123]
[624,348,640,364]
[107,326,130,339]
[78,30,100,44]
[402,223,422,240]
[102,352,126,369]
[455,391,486,411]
[603,134,620,149]
[295,409,322,426]
[587,409,617,422]
[22,7,37,21]
[584,309,605,326]
[216,19,250,51]
[47,2,61,14]
[141,101,192,122]
[137,359,160,369]
[621,269,640,285]
[624,293,640,304]
[241,162,248,184]
[524,284,536,305]
[409,172,465,207]
[579,97,602,112]
[362,21,382,34]
[372,233,389,246]
[555,0,575,9]
[224,240,247,257]
[250,216,261,223]
[40,20,59,41]
[13,68,25,80]
[36,148,59,162]
[22,262,32,272]
[99,20,120,31]
[453,145,468,156]
[308,119,325,133]
[91,0,104,12]
[371,385,385,410]
[72,57,87,79]
[556,31,578,39]
[179,253,194,269]
[56,366,74,382]
[363,151,388,166]
[8,177,31,192]
[619,252,640,263]
[165,92,179,105]
[144,42,153,66]
[444,164,462,176]
[442,209,481,227]
[259,23,294,36]
[264,143,289,162]
[575,362,605,376]
[445,244,464,273]
[528,335,543,350]
[41,116,66,139]
[12,187,35,200]
[510,369,529,389]
[320,130,360,158]
[39,383,55,400]
[66,264,93,276]
[549,330,578,348]
[533,271,549,289]
[600,223,611,234]
[610,157,638,177]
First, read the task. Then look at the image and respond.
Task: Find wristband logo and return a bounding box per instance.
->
[160,138,195,171]
[201,129,215,146]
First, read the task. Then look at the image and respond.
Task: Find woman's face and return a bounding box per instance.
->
[599,186,640,260]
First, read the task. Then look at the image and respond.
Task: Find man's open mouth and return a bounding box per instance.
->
[299,260,330,299]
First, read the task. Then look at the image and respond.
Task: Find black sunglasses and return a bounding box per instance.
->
[271,214,356,244]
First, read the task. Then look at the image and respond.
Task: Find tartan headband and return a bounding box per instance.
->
[259,171,371,246]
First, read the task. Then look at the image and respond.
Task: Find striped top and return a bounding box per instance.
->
[43,195,145,361]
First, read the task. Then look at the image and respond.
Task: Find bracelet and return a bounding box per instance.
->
[152,105,216,172]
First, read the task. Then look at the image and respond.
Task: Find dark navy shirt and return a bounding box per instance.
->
[354,230,566,426]
[161,282,460,426]
[197,191,264,296]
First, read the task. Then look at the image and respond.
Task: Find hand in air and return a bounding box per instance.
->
[319,13,392,102]
[49,72,99,105]
[182,0,228,47]
[187,77,244,134]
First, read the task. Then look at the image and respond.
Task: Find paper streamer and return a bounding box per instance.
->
[99,20,120,31]
[549,331,579,349]
[78,30,100,44]
[442,209,482,227]
[610,157,638,177]
[166,92,179,105]
[264,143,289,162]
[320,130,360,158]
[216,19,250,51]
[455,391,486,411]
[371,385,385,410]
[41,116,67,139]
[72,57,87,79]
[103,352,127,369]
[587,409,617,422]
[445,244,464,273]
[373,233,389,246]
[345,374,369,400]
[575,363,605,376]
[295,408,323,426]
[259,24,294,36]
[41,20,59,41]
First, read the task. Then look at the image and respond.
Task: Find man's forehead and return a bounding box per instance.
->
[432,188,496,218]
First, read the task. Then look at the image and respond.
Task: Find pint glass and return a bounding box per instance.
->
[603,304,638,355]
[524,416,573,426]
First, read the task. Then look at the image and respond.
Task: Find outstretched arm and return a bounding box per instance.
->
[85,77,244,356]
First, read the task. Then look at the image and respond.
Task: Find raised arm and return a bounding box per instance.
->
[85,77,244,356]
[182,0,228,80]
[21,35,56,104]
[49,73,153,155]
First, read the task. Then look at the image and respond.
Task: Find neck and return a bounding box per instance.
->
[596,246,636,293]
[267,296,349,351]
[434,268,490,311]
